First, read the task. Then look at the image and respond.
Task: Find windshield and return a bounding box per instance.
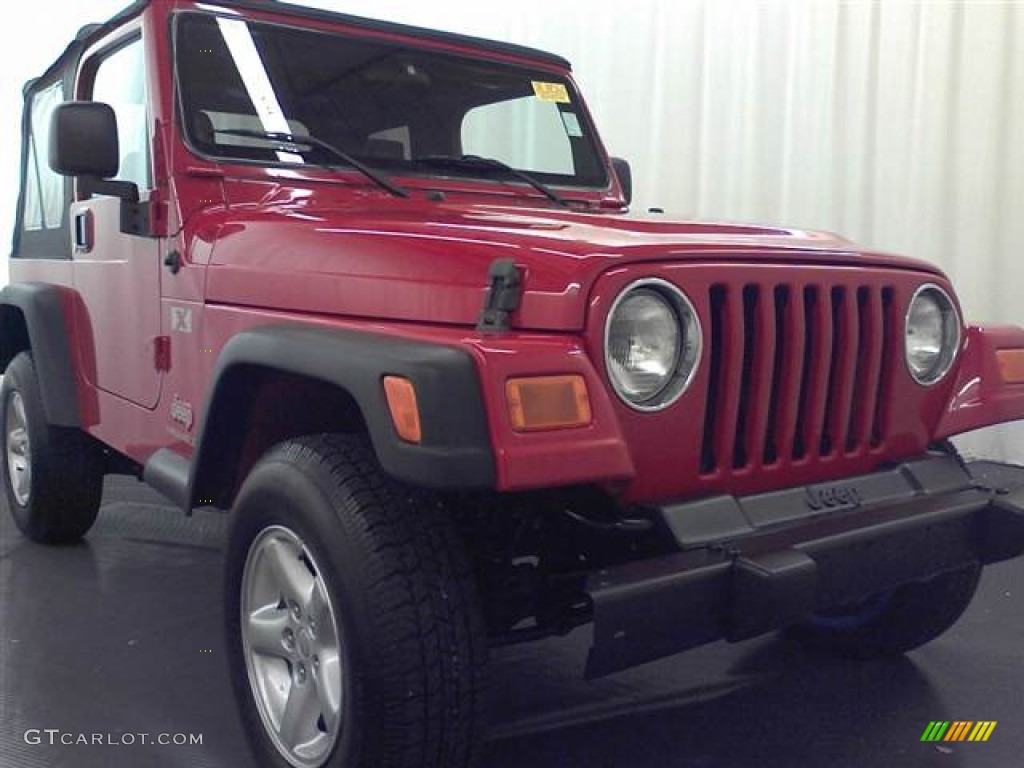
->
[174,13,608,189]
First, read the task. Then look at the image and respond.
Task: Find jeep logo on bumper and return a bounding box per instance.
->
[805,484,861,511]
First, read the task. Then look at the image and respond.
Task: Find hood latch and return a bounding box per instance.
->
[477,259,523,334]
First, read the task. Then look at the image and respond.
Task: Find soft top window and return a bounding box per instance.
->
[23,82,65,233]
[14,76,71,260]
[175,12,607,189]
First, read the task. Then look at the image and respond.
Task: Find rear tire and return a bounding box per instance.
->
[791,564,982,658]
[225,434,487,768]
[1,351,103,543]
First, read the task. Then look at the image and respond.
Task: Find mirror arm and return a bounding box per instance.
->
[80,176,140,204]
[79,175,152,237]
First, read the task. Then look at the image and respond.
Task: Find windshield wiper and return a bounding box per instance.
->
[413,154,570,207]
[212,128,409,199]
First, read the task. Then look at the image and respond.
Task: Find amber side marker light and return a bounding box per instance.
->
[997,349,1024,384]
[383,376,422,444]
[506,375,592,432]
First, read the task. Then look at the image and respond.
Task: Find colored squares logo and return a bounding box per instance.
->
[921,721,997,742]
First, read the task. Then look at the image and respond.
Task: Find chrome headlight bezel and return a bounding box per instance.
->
[904,283,961,386]
[603,278,702,411]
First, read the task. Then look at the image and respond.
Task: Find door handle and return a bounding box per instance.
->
[74,210,94,253]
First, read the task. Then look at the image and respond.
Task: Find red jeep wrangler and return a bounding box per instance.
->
[5,1,1024,766]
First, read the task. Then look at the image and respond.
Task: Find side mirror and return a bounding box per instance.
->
[50,102,120,179]
[49,101,150,236]
[611,157,632,206]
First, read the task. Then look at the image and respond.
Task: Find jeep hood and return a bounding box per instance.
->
[204,200,944,331]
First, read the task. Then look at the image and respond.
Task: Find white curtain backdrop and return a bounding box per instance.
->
[1,0,1021,458]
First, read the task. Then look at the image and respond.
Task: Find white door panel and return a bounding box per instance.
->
[71,196,162,408]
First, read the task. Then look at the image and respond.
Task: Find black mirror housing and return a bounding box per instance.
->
[48,101,151,237]
[611,157,632,206]
[49,102,120,179]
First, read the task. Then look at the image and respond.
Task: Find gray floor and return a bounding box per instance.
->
[1,477,1021,767]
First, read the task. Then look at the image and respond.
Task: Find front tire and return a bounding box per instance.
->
[225,434,487,768]
[791,564,982,658]
[1,351,103,543]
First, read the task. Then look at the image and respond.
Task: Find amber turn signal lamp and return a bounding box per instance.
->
[997,349,1024,384]
[506,375,592,432]
[383,376,422,444]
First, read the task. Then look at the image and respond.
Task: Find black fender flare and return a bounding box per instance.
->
[0,282,82,427]
[188,324,496,507]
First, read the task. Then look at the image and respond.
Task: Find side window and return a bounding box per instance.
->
[91,39,150,189]
[23,82,65,231]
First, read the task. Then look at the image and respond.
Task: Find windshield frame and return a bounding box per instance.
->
[171,9,611,193]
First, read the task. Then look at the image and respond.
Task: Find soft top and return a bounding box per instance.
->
[26,0,570,96]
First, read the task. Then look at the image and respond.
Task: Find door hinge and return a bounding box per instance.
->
[154,336,172,372]
[164,250,182,275]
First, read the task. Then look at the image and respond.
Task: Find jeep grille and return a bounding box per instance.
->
[700,282,896,474]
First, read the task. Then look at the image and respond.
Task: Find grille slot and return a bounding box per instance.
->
[700,281,894,474]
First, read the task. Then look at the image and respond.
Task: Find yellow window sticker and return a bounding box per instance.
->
[532,81,571,104]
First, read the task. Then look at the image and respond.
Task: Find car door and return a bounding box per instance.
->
[71,33,162,409]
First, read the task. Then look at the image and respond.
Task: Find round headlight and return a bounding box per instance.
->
[905,284,960,385]
[605,279,702,410]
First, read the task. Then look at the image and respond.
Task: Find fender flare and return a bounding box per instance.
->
[0,282,82,427]
[188,324,496,507]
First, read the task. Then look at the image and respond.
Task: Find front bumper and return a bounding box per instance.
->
[585,456,1024,678]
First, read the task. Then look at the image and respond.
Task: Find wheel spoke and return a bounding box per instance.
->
[314,649,343,731]
[8,427,28,455]
[12,396,27,432]
[277,677,319,751]
[303,581,337,643]
[263,538,314,606]
[246,605,290,658]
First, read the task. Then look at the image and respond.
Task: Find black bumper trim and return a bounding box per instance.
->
[585,458,1024,678]
[659,455,973,549]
